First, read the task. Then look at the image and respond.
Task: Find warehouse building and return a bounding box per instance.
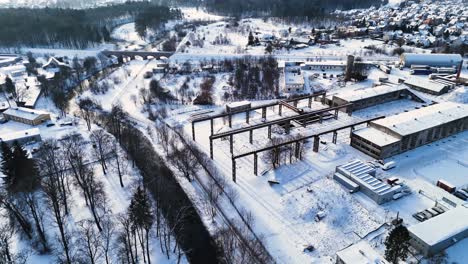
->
[336,240,389,264]
[0,128,41,145]
[401,53,463,68]
[408,205,468,257]
[404,76,454,95]
[335,160,401,204]
[351,102,468,159]
[2,107,51,126]
[331,84,422,111]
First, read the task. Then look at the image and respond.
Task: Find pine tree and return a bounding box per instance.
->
[248,31,255,46]
[0,142,15,187]
[4,77,15,97]
[384,225,411,264]
[9,142,39,193]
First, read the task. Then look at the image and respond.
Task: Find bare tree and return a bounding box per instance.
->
[42,166,73,264]
[101,216,116,264]
[111,142,128,188]
[76,219,103,264]
[0,221,28,264]
[170,144,200,182]
[156,124,172,154]
[62,135,106,232]
[35,139,71,215]
[90,129,113,175]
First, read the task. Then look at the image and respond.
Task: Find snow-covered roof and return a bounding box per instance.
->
[405,77,448,94]
[227,101,251,108]
[339,160,397,195]
[353,127,400,147]
[336,240,389,264]
[0,128,40,143]
[402,53,463,66]
[409,204,468,246]
[334,85,406,103]
[42,57,71,69]
[372,102,468,137]
[3,107,50,121]
[285,72,304,84]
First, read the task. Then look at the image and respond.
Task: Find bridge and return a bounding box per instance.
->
[101,50,175,60]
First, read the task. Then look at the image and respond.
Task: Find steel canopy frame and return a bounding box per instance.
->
[229,116,385,182]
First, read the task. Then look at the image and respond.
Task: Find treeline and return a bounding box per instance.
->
[0,2,181,48]
[175,0,387,18]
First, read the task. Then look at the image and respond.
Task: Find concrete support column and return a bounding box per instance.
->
[295,141,300,158]
[246,111,250,124]
[228,114,232,128]
[232,158,236,182]
[210,138,214,159]
[293,100,298,107]
[285,120,291,134]
[279,104,283,116]
[229,135,233,154]
[308,97,312,108]
[313,136,320,152]
[322,93,326,104]
[192,122,196,141]
[268,125,272,139]
[334,109,339,120]
[332,131,338,144]
[210,118,214,136]
[254,153,258,176]
[249,130,253,144]
[319,113,323,124]
[262,107,267,119]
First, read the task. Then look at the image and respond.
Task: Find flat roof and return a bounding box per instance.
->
[338,160,398,195]
[285,72,305,84]
[371,102,468,137]
[408,205,468,246]
[334,85,406,103]
[0,128,40,143]
[3,107,50,121]
[405,77,448,94]
[353,127,400,147]
[336,240,389,264]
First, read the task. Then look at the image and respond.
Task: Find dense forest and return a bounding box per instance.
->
[173,0,388,18]
[0,2,181,48]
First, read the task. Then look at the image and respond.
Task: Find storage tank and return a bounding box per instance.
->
[401,53,462,68]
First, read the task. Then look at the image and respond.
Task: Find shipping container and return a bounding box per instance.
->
[437,180,456,193]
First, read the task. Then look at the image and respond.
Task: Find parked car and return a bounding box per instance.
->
[381,161,396,170]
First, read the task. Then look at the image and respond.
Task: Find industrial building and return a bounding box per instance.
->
[0,128,41,145]
[336,240,389,264]
[408,205,468,257]
[404,76,455,95]
[334,160,402,204]
[331,85,422,111]
[2,107,51,126]
[351,102,468,159]
[400,53,463,68]
[302,61,347,71]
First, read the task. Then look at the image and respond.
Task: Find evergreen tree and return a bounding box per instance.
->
[248,31,255,46]
[129,186,153,229]
[1,142,39,193]
[4,77,15,97]
[385,225,411,264]
[0,142,15,187]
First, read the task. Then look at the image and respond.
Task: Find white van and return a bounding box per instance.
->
[381,161,396,171]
